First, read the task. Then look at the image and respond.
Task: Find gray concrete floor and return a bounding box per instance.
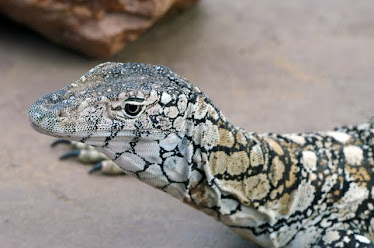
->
[1,1,374,247]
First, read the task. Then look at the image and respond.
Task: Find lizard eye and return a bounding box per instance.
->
[124,103,143,117]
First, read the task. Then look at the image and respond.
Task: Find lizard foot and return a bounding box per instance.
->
[52,139,125,175]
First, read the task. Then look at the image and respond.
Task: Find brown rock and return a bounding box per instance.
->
[0,0,199,58]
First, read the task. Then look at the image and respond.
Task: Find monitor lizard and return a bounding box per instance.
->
[29,62,374,248]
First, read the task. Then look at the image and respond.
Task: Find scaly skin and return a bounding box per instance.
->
[29,62,374,248]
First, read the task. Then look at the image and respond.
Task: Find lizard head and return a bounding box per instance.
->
[29,62,197,140]
[29,62,222,199]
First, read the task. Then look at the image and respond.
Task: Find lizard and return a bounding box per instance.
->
[28,62,374,248]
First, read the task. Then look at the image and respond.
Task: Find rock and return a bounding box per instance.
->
[0,0,199,58]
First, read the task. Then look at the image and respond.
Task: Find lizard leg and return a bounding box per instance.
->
[52,139,125,175]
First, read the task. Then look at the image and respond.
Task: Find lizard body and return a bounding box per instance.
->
[29,62,374,247]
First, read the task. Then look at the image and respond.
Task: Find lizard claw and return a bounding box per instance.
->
[89,160,126,175]
[89,163,103,174]
[51,139,71,147]
[51,139,124,175]
[59,150,80,160]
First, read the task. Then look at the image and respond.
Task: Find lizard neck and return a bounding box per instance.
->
[183,115,276,248]
[181,94,270,217]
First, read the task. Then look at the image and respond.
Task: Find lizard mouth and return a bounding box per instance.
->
[29,117,47,134]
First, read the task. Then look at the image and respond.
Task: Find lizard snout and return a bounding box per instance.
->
[28,89,71,135]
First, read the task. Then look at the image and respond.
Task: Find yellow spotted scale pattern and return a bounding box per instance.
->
[29,63,374,248]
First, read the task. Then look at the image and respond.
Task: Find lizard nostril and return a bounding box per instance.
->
[58,109,69,118]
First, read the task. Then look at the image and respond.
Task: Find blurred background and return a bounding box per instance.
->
[1,1,374,247]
